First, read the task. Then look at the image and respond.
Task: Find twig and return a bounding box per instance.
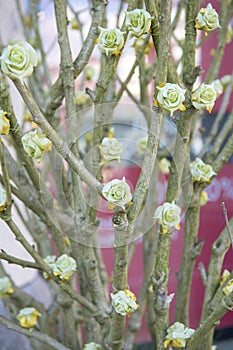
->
[221,202,233,252]
[0,251,41,269]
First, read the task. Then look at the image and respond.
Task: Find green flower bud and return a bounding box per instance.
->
[195,3,221,33]
[102,177,132,209]
[190,158,216,183]
[164,322,195,349]
[0,110,10,135]
[155,83,186,116]
[0,41,38,80]
[16,307,41,329]
[100,137,122,162]
[154,202,181,234]
[125,9,153,38]
[0,277,14,297]
[98,28,125,56]
[21,130,52,163]
[111,289,139,316]
[192,83,217,113]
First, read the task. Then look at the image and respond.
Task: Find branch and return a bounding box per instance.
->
[0,316,71,350]
[0,250,41,269]
[221,202,233,251]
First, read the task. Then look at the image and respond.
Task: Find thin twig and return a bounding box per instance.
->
[221,202,233,252]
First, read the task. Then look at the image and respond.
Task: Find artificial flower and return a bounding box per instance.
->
[83,342,102,350]
[192,83,217,113]
[125,9,153,38]
[0,41,38,80]
[190,158,216,183]
[100,137,122,162]
[22,130,52,163]
[111,289,139,316]
[52,254,77,281]
[16,307,41,328]
[200,191,209,206]
[159,158,171,175]
[164,322,195,348]
[155,83,186,116]
[195,3,221,33]
[98,28,125,56]
[0,277,14,297]
[0,110,10,135]
[102,177,132,209]
[154,202,181,234]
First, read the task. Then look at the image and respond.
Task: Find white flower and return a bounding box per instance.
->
[0,187,7,212]
[212,79,223,97]
[192,83,217,113]
[52,254,77,281]
[0,277,14,297]
[154,202,181,234]
[102,177,132,209]
[16,307,41,328]
[75,91,87,105]
[111,289,139,316]
[125,9,153,38]
[100,137,122,162]
[220,74,233,88]
[156,83,186,116]
[159,158,171,175]
[164,322,195,348]
[136,137,148,154]
[190,158,216,183]
[22,130,52,163]
[0,110,10,135]
[222,279,233,296]
[43,255,57,280]
[98,28,125,56]
[0,41,38,80]
[195,3,221,33]
[83,342,102,350]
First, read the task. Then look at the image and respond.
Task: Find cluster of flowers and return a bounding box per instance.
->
[43,254,77,281]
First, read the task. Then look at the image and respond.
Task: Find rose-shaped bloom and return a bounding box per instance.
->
[222,279,233,296]
[0,187,7,212]
[125,9,153,38]
[154,202,181,234]
[156,83,186,116]
[52,254,77,281]
[190,158,216,183]
[22,130,52,162]
[132,35,152,55]
[98,28,125,56]
[164,322,195,348]
[200,191,209,206]
[192,83,217,113]
[0,110,10,135]
[111,289,139,316]
[159,158,171,175]
[0,41,38,80]
[100,137,122,162]
[102,177,132,209]
[84,342,102,350]
[16,307,41,328]
[42,255,57,280]
[136,137,148,154]
[212,79,223,97]
[195,3,221,33]
[0,277,14,297]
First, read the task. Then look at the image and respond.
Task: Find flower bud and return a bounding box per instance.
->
[159,158,171,175]
[125,9,153,38]
[111,289,139,316]
[164,322,195,348]
[43,255,57,280]
[195,3,221,33]
[98,28,125,56]
[16,307,41,328]
[22,130,52,163]
[85,66,95,81]
[100,137,122,162]
[0,187,7,212]
[200,191,209,206]
[0,41,38,80]
[136,137,148,154]
[102,177,132,209]
[0,110,10,135]
[70,18,79,30]
[192,83,217,113]
[0,277,14,297]
[155,83,186,116]
[75,91,87,105]
[154,202,181,234]
[190,158,216,183]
